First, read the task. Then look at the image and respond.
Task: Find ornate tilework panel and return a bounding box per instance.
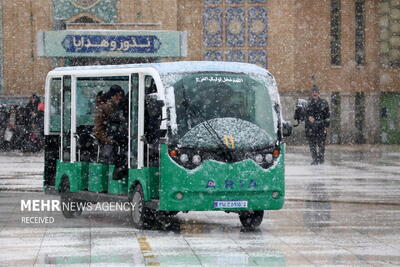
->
[248,7,267,47]
[226,7,245,47]
[204,0,221,4]
[249,50,267,68]
[53,0,117,23]
[203,1,268,66]
[226,50,246,62]
[248,0,266,3]
[226,0,244,4]
[204,7,223,47]
[204,50,223,61]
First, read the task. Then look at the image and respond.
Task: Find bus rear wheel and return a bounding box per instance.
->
[130,184,155,229]
[60,177,82,218]
[239,210,264,229]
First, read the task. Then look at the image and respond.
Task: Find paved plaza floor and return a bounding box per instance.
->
[0,146,399,266]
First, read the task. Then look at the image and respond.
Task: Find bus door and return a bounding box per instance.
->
[74,76,130,163]
[136,75,164,168]
[131,73,164,169]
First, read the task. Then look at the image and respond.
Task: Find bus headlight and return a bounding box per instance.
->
[265,154,273,163]
[255,154,263,164]
[192,155,202,165]
[180,154,189,163]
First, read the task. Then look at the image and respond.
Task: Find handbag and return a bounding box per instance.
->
[4,127,13,142]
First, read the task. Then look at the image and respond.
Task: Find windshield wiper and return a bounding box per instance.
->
[181,91,234,161]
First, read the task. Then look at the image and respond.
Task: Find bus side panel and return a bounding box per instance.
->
[55,161,89,192]
[108,165,128,194]
[128,167,159,201]
[159,144,285,211]
[88,162,109,193]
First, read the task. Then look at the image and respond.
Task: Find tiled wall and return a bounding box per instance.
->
[53,0,117,23]
[203,0,268,68]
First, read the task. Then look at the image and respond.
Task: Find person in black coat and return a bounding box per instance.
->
[305,85,330,165]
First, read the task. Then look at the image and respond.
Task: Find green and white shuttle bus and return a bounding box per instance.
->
[43,61,291,229]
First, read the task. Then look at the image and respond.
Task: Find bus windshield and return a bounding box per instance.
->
[162,72,278,150]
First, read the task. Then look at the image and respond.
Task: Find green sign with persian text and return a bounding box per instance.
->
[37,30,187,58]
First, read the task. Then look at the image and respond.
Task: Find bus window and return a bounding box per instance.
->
[170,72,276,150]
[76,76,129,126]
[49,78,61,132]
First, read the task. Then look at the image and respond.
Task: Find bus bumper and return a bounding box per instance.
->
[159,145,285,212]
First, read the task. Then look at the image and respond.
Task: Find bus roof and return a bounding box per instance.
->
[48,61,271,77]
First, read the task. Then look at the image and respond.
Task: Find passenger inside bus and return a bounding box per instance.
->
[94,84,128,179]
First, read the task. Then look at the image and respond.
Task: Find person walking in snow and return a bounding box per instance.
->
[305,84,330,165]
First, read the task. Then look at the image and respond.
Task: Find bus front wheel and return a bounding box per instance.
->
[130,184,155,229]
[239,210,264,229]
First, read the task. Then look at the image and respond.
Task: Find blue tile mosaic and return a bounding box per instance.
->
[226,0,244,4]
[53,0,117,23]
[249,50,267,68]
[204,7,223,47]
[225,50,246,62]
[204,50,223,61]
[248,7,267,47]
[248,0,266,3]
[226,7,245,47]
[202,0,268,65]
[204,0,221,4]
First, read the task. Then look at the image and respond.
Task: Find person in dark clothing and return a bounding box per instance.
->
[0,104,9,150]
[15,106,28,150]
[110,93,129,179]
[24,94,41,152]
[25,94,41,126]
[94,85,128,179]
[305,85,330,165]
[94,85,125,160]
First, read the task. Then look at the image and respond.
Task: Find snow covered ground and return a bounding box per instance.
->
[1,145,399,205]
[0,146,399,266]
[0,151,43,192]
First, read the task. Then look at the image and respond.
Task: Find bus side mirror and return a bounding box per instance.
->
[282,120,292,137]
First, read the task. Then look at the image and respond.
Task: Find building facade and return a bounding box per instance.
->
[0,0,399,144]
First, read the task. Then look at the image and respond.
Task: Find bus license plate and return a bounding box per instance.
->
[214,200,248,209]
